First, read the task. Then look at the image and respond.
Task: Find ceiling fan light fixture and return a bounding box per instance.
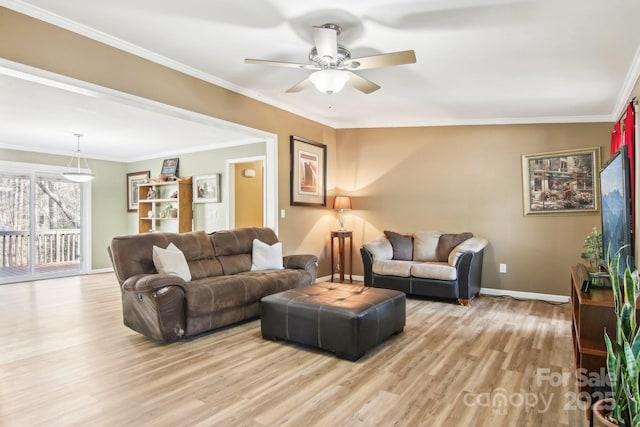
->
[309,69,350,95]
[62,133,95,183]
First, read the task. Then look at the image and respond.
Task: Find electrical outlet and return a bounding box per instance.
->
[280,209,285,218]
[499,264,507,273]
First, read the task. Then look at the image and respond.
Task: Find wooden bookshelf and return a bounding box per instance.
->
[137,178,193,233]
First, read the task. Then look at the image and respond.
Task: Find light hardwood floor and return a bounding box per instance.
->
[0,273,588,427]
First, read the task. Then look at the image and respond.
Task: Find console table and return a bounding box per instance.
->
[331,230,352,283]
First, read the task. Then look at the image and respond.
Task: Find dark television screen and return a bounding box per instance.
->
[600,145,633,274]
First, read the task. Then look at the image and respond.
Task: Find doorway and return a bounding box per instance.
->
[226,157,265,229]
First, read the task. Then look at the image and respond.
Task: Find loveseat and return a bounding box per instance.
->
[360,231,488,305]
[108,227,318,342]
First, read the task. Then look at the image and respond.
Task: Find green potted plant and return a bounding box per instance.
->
[581,227,604,271]
[594,247,640,426]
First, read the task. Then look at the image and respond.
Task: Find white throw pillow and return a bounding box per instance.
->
[251,239,284,271]
[152,242,191,281]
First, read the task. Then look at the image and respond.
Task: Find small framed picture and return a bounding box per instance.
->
[161,158,179,178]
[194,174,220,203]
[127,170,150,212]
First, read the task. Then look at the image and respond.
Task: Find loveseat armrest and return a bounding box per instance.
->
[360,247,374,286]
[283,254,319,282]
[448,237,489,266]
[454,249,485,305]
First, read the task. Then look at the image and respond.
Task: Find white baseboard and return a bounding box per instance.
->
[315,275,570,303]
[90,267,114,274]
[480,287,569,303]
[317,275,365,283]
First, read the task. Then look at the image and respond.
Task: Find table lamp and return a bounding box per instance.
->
[333,196,352,231]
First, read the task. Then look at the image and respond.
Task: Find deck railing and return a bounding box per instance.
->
[1,229,81,267]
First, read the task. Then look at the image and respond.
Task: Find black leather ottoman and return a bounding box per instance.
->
[260,283,406,360]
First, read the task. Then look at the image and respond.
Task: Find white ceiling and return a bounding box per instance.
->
[1,0,639,162]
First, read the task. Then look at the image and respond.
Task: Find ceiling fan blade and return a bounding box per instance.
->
[345,50,416,70]
[285,78,313,93]
[346,72,381,94]
[245,58,318,70]
[313,26,338,62]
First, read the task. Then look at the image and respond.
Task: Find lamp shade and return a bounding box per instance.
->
[309,70,350,95]
[333,196,352,210]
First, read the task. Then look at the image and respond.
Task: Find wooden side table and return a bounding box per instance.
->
[331,230,353,283]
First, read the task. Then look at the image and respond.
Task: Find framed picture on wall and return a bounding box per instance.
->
[161,158,179,178]
[194,174,220,203]
[290,135,326,206]
[521,147,600,215]
[127,170,150,211]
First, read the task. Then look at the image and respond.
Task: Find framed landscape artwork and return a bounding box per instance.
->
[521,147,600,215]
[290,135,326,206]
[194,174,220,203]
[127,170,150,212]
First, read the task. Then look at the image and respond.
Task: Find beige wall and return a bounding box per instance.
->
[336,124,611,295]
[2,8,638,296]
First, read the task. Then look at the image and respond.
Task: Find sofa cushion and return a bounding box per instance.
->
[152,242,192,281]
[372,260,414,277]
[411,262,457,281]
[109,230,220,285]
[363,237,393,261]
[185,269,313,317]
[413,231,442,262]
[251,239,284,271]
[449,237,489,265]
[211,227,280,275]
[436,232,473,262]
[384,231,413,261]
[211,227,279,256]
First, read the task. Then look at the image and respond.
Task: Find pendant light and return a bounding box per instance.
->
[62,133,95,183]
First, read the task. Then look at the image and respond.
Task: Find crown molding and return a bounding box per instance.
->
[333,114,615,129]
[612,43,640,120]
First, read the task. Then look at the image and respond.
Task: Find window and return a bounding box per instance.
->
[0,161,91,284]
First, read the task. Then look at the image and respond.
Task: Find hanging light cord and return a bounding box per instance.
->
[67,133,87,170]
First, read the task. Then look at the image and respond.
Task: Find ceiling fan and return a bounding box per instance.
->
[245,23,416,95]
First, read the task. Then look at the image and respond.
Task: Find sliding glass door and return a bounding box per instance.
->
[0,174,30,281]
[0,166,88,284]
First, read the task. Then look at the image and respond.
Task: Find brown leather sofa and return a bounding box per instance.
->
[108,227,318,342]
